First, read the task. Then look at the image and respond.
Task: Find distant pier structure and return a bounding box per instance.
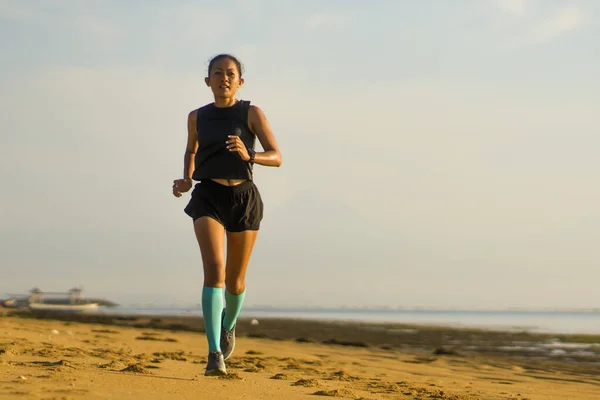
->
[1,286,119,309]
[29,285,88,305]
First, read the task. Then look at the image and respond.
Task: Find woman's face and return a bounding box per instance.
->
[205,58,243,98]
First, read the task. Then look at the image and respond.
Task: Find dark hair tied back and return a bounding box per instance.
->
[208,54,244,77]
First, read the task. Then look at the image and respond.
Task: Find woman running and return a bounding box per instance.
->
[172,54,282,376]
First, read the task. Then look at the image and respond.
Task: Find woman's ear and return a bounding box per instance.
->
[204,77,210,86]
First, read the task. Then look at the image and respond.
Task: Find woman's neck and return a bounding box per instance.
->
[214,96,237,108]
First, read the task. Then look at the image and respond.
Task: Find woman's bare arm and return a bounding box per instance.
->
[173,110,198,197]
[248,105,282,167]
[183,110,199,180]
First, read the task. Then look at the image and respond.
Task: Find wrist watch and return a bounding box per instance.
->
[248,148,256,165]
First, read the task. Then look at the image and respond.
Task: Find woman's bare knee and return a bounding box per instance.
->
[204,261,225,287]
[225,278,245,295]
[193,217,226,287]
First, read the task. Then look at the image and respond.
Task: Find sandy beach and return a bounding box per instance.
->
[1,310,598,400]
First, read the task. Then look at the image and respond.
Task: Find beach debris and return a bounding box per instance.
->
[17,375,27,380]
[270,373,288,380]
[51,329,60,335]
[245,350,263,355]
[251,319,259,325]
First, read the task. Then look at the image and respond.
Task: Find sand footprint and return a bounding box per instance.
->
[218,372,244,380]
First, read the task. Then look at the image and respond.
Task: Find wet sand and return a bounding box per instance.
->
[1,310,598,399]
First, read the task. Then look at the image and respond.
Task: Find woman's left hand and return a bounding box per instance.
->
[226,135,250,161]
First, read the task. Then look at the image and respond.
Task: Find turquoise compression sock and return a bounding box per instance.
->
[223,289,246,331]
[202,287,223,352]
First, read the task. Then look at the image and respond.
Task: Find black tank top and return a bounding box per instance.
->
[192,100,256,181]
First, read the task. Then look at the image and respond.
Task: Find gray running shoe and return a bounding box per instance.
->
[204,350,226,376]
[220,310,236,360]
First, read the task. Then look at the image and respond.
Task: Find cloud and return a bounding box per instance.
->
[524,6,584,44]
[498,4,585,48]
[530,7,584,43]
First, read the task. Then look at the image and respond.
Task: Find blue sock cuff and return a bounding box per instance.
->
[203,287,223,295]
[223,289,246,331]
[225,289,245,297]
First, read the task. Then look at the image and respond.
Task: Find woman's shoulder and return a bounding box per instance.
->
[188,103,215,120]
[248,103,267,119]
[197,102,215,114]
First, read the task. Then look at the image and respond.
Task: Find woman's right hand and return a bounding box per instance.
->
[172,178,193,197]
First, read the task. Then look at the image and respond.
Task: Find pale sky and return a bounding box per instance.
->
[1,0,599,309]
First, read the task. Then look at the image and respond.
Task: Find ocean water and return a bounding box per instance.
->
[90,307,600,335]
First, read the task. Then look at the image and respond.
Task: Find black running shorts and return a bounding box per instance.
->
[184,179,264,232]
